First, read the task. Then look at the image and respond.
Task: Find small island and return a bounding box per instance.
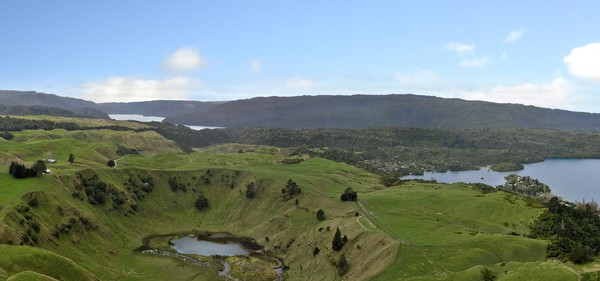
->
[490,162,524,172]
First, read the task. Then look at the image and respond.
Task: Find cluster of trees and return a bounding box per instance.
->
[340,188,358,202]
[8,161,45,178]
[282,179,301,197]
[0,116,144,133]
[530,197,600,263]
[168,177,187,192]
[498,175,551,198]
[74,171,109,205]
[116,145,139,156]
[124,174,154,201]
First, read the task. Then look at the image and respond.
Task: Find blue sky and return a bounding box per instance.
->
[1,1,599,112]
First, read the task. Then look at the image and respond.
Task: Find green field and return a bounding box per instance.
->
[0,117,590,280]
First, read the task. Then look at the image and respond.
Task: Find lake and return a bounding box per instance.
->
[402,158,600,202]
[109,114,164,122]
[108,114,223,130]
[170,236,250,256]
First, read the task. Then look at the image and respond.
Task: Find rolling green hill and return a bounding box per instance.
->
[0,117,590,280]
[164,94,600,129]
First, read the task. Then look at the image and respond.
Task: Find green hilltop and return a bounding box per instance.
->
[0,116,592,280]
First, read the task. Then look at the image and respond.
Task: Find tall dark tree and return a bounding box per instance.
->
[246,182,256,198]
[332,227,345,251]
[68,153,75,163]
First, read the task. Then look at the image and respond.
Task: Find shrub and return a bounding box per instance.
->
[246,182,256,198]
[481,268,496,281]
[194,194,209,211]
[337,254,349,276]
[316,209,325,221]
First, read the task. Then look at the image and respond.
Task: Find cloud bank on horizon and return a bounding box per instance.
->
[0,1,598,111]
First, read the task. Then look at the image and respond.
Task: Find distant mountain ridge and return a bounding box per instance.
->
[0,90,109,119]
[164,94,600,130]
[0,104,107,119]
[97,100,223,117]
[4,90,600,130]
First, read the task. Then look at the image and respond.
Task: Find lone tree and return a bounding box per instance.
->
[340,188,358,201]
[195,194,209,211]
[68,153,75,163]
[246,182,256,198]
[332,227,346,251]
[316,209,325,221]
[107,159,116,168]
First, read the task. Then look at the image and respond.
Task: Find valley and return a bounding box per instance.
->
[0,116,593,280]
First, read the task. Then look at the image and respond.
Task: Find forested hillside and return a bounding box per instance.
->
[164,94,600,130]
[97,100,222,117]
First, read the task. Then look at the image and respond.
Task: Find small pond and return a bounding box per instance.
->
[170,235,250,256]
[140,232,285,281]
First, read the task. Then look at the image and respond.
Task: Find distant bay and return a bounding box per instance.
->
[402,158,600,203]
[109,114,164,122]
[109,114,223,130]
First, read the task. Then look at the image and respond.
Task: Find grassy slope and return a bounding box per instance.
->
[363,183,577,281]
[0,118,585,280]
[0,245,97,280]
[0,127,396,280]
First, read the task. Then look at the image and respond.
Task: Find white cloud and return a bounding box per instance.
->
[444,42,475,54]
[286,76,313,89]
[466,77,572,109]
[458,57,490,68]
[396,70,443,88]
[162,46,205,72]
[250,59,261,74]
[564,43,600,82]
[505,29,527,43]
[82,76,204,103]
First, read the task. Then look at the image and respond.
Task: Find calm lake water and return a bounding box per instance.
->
[170,236,249,256]
[402,158,600,202]
[108,114,223,130]
[109,114,164,122]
